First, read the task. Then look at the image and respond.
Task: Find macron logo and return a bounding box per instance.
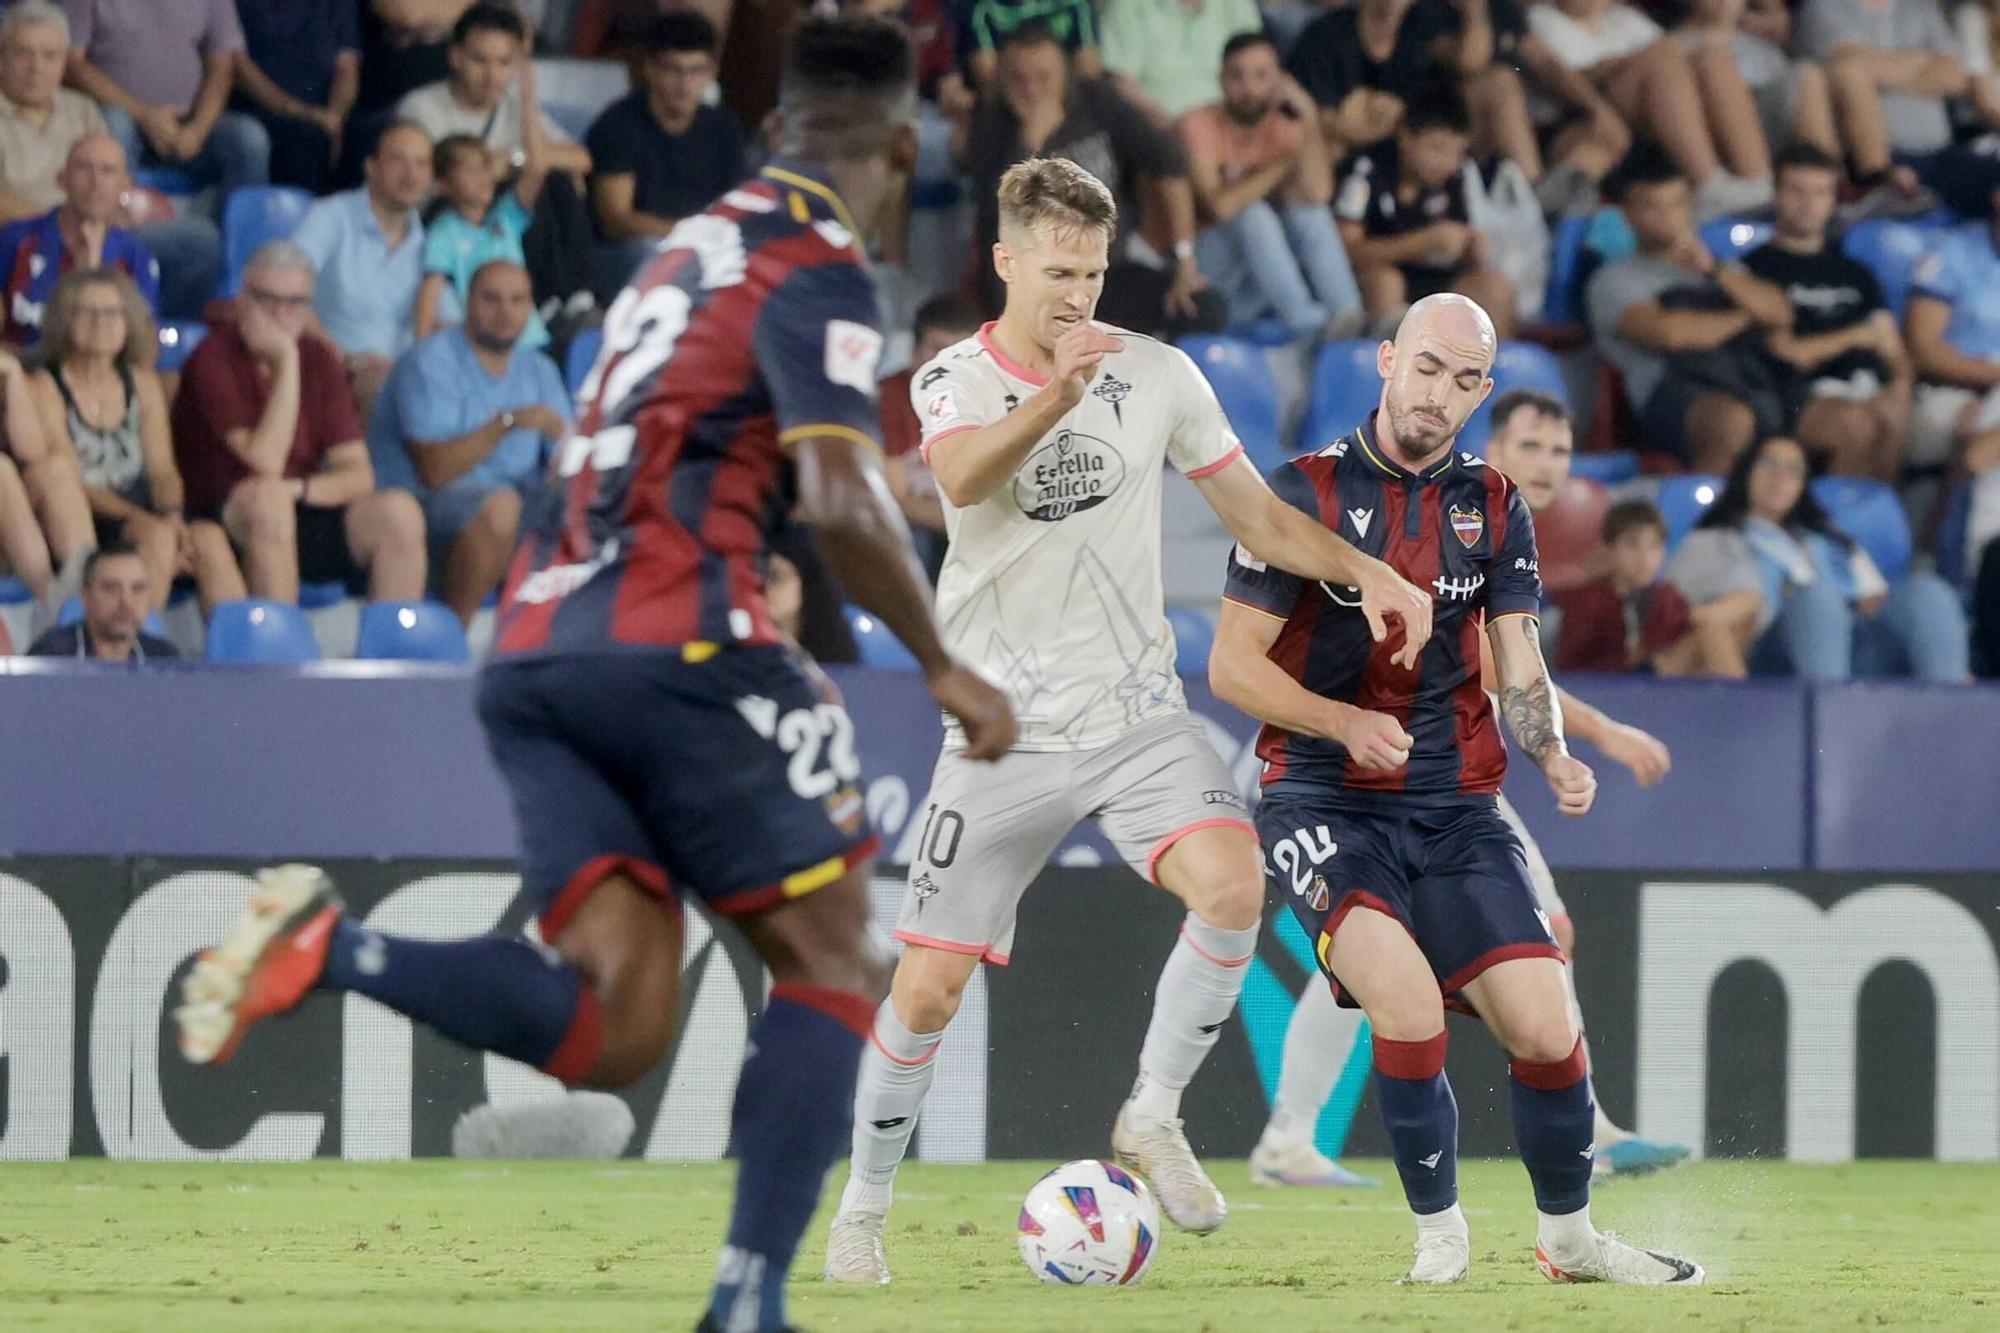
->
[1348,508,1373,539]
[1418,1150,1443,1170]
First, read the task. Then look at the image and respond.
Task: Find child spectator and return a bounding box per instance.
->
[1556,498,1753,675]
[417,133,550,350]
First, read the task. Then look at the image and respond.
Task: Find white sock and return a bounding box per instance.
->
[837,999,943,1218]
[1416,1202,1468,1239]
[1564,965,1629,1145]
[1538,1203,1595,1260]
[1126,913,1258,1127]
[1263,979,1364,1145]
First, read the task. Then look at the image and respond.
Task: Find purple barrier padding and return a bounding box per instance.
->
[0,662,518,858]
[1498,675,1810,870]
[1813,682,2000,871]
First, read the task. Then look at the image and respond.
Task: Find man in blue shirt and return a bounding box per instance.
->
[368,259,568,624]
[0,131,158,346]
[292,121,433,416]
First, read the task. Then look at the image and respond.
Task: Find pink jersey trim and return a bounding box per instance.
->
[1144,815,1256,886]
[1183,444,1246,481]
[977,321,1051,387]
[918,422,978,465]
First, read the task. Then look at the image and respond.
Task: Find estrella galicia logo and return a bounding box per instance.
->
[1014,430,1125,521]
[1202,789,1247,810]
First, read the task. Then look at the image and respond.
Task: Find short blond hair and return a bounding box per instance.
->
[997,157,1116,244]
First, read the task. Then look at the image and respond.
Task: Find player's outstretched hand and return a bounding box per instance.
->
[1050,321,1124,406]
[930,661,1018,761]
[1354,558,1433,669]
[1599,721,1671,787]
[1338,708,1412,771]
[1545,752,1597,817]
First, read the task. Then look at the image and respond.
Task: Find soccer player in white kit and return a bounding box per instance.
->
[1250,391,1695,1189]
[822,156,1435,1284]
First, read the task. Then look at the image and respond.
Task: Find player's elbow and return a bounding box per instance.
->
[930,458,994,510]
[1206,644,1256,713]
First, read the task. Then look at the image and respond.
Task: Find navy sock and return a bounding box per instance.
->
[319,917,602,1079]
[1373,1031,1459,1215]
[1510,1035,1594,1215]
[708,983,874,1333]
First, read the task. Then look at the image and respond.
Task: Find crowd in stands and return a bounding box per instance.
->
[0,0,1989,681]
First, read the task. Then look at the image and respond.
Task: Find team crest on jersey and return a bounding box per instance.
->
[1306,875,1330,912]
[1014,430,1125,521]
[1092,373,1133,424]
[1449,503,1485,548]
[825,786,866,835]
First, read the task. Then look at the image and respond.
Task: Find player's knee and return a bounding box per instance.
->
[1505,1013,1581,1066]
[1366,986,1446,1043]
[1190,872,1264,932]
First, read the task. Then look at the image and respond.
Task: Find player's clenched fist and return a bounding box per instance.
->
[1337,708,1413,771]
[928,661,1018,761]
[1050,321,1124,406]
[1544,752,1597,817]
[1354,557,1433,669]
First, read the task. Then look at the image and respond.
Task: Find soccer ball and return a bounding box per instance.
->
[1016,1159,1161,1286]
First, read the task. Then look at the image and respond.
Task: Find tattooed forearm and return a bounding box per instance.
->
[1501,675,1563,765]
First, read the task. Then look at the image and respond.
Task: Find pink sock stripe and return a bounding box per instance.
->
[1177,920,1253,968]
[868,1026,941,1068]
[1144,815,1256,884]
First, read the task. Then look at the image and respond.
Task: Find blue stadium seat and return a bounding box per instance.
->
[1568,450,1640,485]
[1166,604,1215,678]
[1840,218,1944,318]
[222,186,314,295]
[1179,334,1280,474]
[299,581,347,610]
[1542,214,1592,324]
[844,605,920,670]
[205,599,321,663]
[565,327,603,397]
[1460,341,1567,455]
[54,596,167,637]
[133,166,200,198]
[1701,216,1773,263]
[356,600,470,662]
[156,321,207,372]
[1811,475,1913,584]
[1226,317,1298,348]
[1299,339,1382,453]
[1656,474,1725,552]
[0,575,32,604]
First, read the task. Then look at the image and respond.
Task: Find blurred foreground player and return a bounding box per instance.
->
[1253,392,1693,1189]
[1210,294,1704,1286]
[174,19,1015,1333]
[824,155,1435,1285]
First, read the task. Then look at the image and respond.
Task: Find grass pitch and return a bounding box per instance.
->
[1,1159,1995,1330]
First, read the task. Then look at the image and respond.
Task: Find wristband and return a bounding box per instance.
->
[1173,239,1195,263]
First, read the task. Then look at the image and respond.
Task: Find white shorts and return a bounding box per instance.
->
[893,712,1250,965]
[1497,792,1566,924]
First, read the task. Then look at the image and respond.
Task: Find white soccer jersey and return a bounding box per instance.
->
[914,322,1244,751]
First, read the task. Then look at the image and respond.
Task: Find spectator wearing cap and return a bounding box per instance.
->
[371,260,568,625]
[1555,499,1752,676]
[25,541,178,661]
[172,240,426,608]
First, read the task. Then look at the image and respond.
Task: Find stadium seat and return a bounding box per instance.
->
[1542,214,1592,324]
[0,575,34,604]
[299,581,347,610]
[844,604,920,670]
[1569,450,1640,485]
[1533,476,1610,593]
[1179,334,1280,474]
[222,186,314,296]
[1460,341,1567,455]
[1656,474,1725,552]
[133,166,200,198]
[356,601,471,663]
[156,321,207,373]
[1225,317,1298,348]
[1166,604,1215,677]
[544,103,597,140]
[1299,339,1382,453]
[565,327,604,397]
[54,596,168,638]
[533,58,630,119]
[1841,218,1946,318]
[1701,216,1773,263]
[1811,475,1913,584]
[204,599,321,663]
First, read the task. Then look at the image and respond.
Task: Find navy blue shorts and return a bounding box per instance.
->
[1253,791,1563,1015]
[476,645,879,937]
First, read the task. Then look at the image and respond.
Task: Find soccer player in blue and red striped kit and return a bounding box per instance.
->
[1209,293,1705,1287]
[173,18,1016,1332]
